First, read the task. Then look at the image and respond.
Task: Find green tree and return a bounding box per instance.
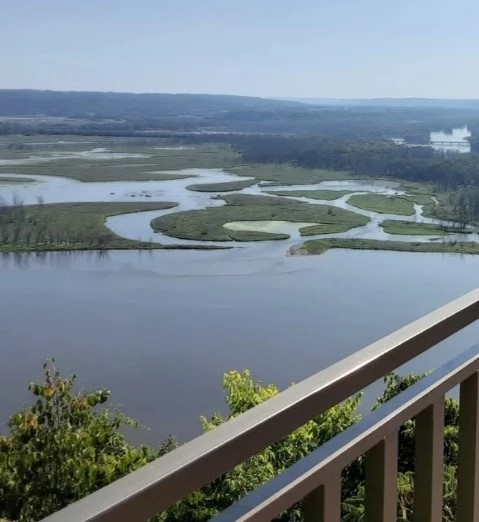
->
[0,359,166,522]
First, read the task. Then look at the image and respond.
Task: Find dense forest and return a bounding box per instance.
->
[226,135,475,186]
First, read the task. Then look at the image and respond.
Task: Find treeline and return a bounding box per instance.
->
[438,186,479,226]
[0,110,470,142]
[215,134,479,190]
[0,361,460,521]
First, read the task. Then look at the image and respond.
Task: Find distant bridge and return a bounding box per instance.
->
[430,140,469,146]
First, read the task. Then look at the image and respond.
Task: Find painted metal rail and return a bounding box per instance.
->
[42,288,479,521]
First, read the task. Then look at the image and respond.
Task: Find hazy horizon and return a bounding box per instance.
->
[2,0,479,98]
[2,88,479,102]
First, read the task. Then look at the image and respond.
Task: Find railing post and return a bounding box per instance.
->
[414,399,444,522]
[365,432,398,522]
[303,471,341,522]
[457,371,479,522]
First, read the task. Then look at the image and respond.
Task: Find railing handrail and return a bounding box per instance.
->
[212,343,479,521]
[42,288,479,522]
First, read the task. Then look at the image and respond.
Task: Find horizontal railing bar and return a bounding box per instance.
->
[213,344,479,521]
[42,289,479,522]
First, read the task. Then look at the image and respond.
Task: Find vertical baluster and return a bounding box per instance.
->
[457,371,479,522]
[414,399,444,522]
[303,470,341,522]
[365,431,398,522]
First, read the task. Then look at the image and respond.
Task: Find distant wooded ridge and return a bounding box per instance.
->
[2,89,479,118]
[0,89,305,118]
[279,97,479,110]
[1,89,478,143]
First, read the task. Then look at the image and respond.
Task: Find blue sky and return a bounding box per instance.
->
[2,0,478,98]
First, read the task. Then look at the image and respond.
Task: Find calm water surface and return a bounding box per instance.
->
[2,248,479,445]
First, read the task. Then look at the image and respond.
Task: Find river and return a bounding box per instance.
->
[2,163,479,445]
[2,249,479,445]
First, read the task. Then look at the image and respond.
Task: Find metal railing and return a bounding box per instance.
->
[43,288,479,521]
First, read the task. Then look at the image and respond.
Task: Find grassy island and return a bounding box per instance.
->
[186,178,257,192]
[229,164,353,185]
[380,220,470,236]
[0,201,180,252]
[151,198,369,242]
[266,189,352,200]
[348,194,415,215]
[0,176,36,183]
[290,238,479,256]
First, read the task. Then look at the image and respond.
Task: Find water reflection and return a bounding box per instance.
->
[1,249,111,269]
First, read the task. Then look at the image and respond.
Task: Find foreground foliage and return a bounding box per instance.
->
[0,362,461,521]
[0,360,166,521]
